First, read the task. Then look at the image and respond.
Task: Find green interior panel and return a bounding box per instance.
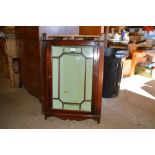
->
[64,46,81,53]
[51,45,93,111]
[86,59,93,100]
[60,54,85,103]
[82,46,94,58]
[81,101,91,112]
[52,46,63,57]
[64,104,80,110]
[52,59,58,98]
[53,99,62,109]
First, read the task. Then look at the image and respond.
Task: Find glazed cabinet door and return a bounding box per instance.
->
[51,45,93,111]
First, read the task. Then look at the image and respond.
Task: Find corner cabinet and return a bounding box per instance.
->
[42,40,104,123]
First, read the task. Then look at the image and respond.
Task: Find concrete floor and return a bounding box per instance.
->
[0,75,155,129]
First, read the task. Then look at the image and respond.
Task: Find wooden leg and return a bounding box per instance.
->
[45,115,48,120]
[97,119,101,124]
[95,118,101,124]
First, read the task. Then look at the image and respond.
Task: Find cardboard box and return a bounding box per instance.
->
[123,59,132,76]
[135,66,152,78]
[129,35,144,41]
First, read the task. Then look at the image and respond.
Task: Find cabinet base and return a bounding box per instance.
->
[44,113,101,124]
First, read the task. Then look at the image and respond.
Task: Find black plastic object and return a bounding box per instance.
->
[103,48,128,98]
[104,48,115,57]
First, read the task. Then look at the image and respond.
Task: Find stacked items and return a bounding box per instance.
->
[135,54,155,78]
[0,38,19,87]
[0,26,19,87]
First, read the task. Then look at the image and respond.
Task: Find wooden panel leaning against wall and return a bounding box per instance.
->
[15,26,43,104]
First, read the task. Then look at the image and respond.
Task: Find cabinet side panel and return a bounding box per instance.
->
[15,26,42,101]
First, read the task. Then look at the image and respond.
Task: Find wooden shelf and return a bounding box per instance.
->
[46,35,100,40]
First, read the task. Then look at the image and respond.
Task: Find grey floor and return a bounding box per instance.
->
[0,75,155,129]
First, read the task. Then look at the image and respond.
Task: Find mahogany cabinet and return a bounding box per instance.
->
[42,39,104,123]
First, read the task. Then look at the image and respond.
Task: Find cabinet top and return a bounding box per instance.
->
[42,34,101,41]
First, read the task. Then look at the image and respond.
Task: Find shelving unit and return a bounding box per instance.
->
[0,26,19,87]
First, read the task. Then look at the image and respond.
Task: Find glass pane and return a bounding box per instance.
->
[52,59,58,98]
[60,55,85,103]
[64,46,81,53]
[53,99,62,109]
[82,46,93,58]
[52,46,63,57]
[52,45,93,112]
[86,59,93,100]
[64,104,80,110]
[81,101,91,112]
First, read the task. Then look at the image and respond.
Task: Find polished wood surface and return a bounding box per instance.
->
[79,26,102,35]
[15,26,42,101]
